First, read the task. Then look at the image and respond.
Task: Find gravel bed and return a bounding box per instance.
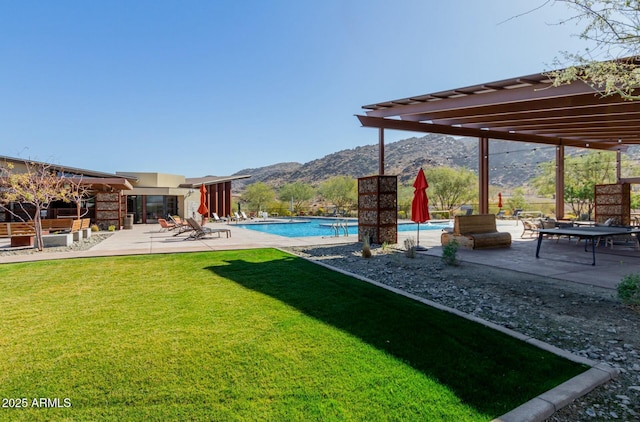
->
[0,232,113,257]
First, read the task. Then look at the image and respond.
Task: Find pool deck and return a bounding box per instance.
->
[1,218,637,291]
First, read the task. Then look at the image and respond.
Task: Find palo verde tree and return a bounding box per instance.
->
[318,176,357,216]
[278,182,315,214]
[531,151,620,218]
[425,167,477,211]
[547,0,640,100]
[397,183,414,219]
[241,182,276,214]
[0,159,73,251]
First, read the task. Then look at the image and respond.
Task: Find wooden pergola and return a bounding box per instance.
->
[357,66,640,218]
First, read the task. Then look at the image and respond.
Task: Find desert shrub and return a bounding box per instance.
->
[442,239,459,266]
[362,237,372,259]
[91,224,100,232]
[108,225,116,232]
[618,273,640,306]
[404,237,416,258]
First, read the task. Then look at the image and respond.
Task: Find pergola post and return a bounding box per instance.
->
[616,150,622,182]
[479,137,489,214]
[556,146,565,220]
[379,128,385,175]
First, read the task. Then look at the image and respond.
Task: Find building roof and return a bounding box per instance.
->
[1,155,135,190]
[358,63,640,152]
[0,155,137,180]
[182,175,251,188]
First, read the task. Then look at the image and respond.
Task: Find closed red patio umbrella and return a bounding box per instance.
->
[411,168,430,250]
[498,192,503,209]
[197,184,209,224]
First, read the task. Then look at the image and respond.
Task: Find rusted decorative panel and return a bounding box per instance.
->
[358,175,397,244]
[594,183,630,225]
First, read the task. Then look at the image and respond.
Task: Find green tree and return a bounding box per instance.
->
[318,176,357,215]
[278,182,315,214]
[632,192,640,210]
[425,167,477,211]
[0,160,73,251]
[241,182,275,213]
[532,151,618,218]
[548,0,640,100]
[506,187,527,212]
[397,184,414,219]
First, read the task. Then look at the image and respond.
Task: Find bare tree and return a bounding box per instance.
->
[0,160,72,251]
[67,176,93,219]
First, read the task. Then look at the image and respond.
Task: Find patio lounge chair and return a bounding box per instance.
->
[211,212,227,223]
[169,215,192,235]
[158,218,176,232]
[185,218,231,240]
[241,211,252,220]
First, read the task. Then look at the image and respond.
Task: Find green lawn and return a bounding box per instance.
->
[0,249,586,421]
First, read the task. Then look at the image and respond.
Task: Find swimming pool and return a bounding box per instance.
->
[235,218,452,238]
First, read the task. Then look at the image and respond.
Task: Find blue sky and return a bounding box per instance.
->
[0,0,592,177]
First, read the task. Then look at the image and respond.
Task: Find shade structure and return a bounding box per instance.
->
[197,184,209,217]
[498,192,503,209]
[411,168,430,249]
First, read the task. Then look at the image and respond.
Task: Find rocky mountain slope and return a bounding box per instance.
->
[231,134,637,190]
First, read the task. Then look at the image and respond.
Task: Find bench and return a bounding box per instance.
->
[441,214,511,249]
[0,222,36,247]
[40,218,84,240]
[81,218,92,239]
[40,218,74,232]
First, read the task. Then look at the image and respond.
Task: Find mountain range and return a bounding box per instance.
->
[231,134,638,191]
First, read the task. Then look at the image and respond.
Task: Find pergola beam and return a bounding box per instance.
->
[357,115,623,151]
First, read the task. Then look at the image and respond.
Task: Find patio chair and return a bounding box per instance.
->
[521,220,539,238]
[185,218,231,240]
[158,218,176,232]
[496,209,506,219]
[211,212,227,223]
[168,215,192,235]
[241,211,251,220]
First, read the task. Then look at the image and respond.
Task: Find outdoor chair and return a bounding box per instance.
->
[521,220,539,238]
[211,213,227,223]
[168,215,192,235]
[158,218,176,232]
[185,218,231,240]
[496,209,506,219]
[241,211,252,220]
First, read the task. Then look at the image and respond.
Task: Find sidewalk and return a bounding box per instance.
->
[2,219,638,290]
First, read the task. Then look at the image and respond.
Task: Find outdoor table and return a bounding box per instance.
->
[536,226,640,265]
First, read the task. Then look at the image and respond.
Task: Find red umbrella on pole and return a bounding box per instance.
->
[498,192,503,209]
[411,168,430,250]
[197,184,209,224]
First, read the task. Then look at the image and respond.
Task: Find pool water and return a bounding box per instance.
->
[236,218,452,238]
